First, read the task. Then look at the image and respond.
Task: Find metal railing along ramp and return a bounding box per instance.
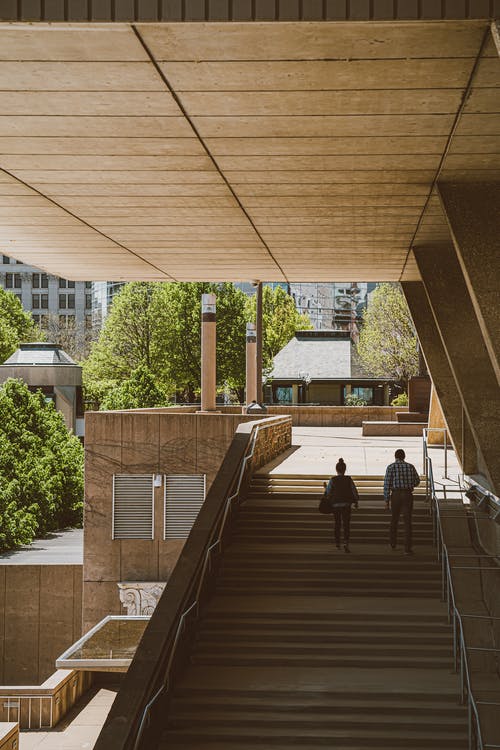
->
[423,430,500,750]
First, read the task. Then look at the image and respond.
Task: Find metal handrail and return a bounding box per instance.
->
[131,416,290,750]
[423,426,449,478]
[423,433,498,750]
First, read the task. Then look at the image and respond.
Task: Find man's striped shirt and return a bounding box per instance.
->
[383,460,420,500]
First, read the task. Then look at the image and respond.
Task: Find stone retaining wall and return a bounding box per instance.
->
[250,418,292,472]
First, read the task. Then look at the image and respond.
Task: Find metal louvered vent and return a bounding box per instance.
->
[164,475,206,540]
[112,475,154,540]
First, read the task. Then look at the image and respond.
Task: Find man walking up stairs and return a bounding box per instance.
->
[160,473,467,749]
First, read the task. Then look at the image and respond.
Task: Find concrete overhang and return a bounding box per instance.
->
[0,20,498,282]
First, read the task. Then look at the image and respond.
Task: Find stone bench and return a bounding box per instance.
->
[362,421,427,437]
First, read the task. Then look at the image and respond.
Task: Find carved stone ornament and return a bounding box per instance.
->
[118,582,166,616]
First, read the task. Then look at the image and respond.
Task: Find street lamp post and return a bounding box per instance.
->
[200,293,216,412]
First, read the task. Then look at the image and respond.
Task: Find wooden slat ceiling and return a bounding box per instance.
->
[0,21,498,282]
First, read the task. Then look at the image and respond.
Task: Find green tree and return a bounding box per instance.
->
[357,283,418,384]
[0,288,39,362]
[83,282,248,404]
[83,283,159,384]
[155,282,247,402]
[246,285,312,372]
[100,364,169,410]
[0,379,84,552]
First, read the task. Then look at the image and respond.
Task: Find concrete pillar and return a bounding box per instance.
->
[428,386,446,446]
[200,293,216,412]
[413,245,500,493]
[245,322,257,405]
[255,282,263,404]
[402,280,476,473]
[437,182,500,384]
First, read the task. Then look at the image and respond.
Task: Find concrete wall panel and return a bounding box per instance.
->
[83,412,264,630]
[0,565,81,685]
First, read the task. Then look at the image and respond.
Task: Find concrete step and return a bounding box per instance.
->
[200,619,450,635]
[160,725,467,748]
[195,631,451,646]
[160,742,467,750]
[217,572,441,586]
[215,587,440,597]
[217,573,440,586]
[171,694,464,717]
[191,640,450,656]
[167,709,466,730]
[190,652,453,669]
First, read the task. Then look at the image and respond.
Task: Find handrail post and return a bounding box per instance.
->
[453,612,458,672]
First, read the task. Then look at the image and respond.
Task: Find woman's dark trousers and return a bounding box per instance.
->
[390,489,413,552]
[333,506,351,545]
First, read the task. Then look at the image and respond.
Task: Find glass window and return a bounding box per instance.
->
[344,386,374,405]
[32,273,40,288]
[59,293,66,309]
[85,293,92,309]
[85,281,92,289]
[276,386,293,404]
[59,279,67,288]
[41,274,48,288]
[67,293,75,309]
[41,293,48,309]
[2,255,9,264]
[68,280,75,289]
[6,273,22,289]
[32,293,40,309]
[15,260,22,265]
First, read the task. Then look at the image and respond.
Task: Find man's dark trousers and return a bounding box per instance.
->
[390,489,413,552]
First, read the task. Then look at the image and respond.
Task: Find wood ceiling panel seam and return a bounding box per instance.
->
[0,165,177,280]
[131,23,288,283]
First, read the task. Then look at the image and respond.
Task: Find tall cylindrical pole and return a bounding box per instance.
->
[246,322,257,405]
[256,282,263,404]
[201,293,216,412]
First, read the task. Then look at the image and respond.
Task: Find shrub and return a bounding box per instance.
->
[345,393,368,407]
[0,379,84,552]
[391,392,409,406]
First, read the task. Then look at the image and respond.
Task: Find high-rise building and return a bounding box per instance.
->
[91,281,125,326]
[290,282,379,337]
[0,254,93,344]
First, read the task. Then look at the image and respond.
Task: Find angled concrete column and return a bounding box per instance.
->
[245,323,257,405]
[402,281,476,473]
[200,293,216,412]
[438,182,500,384]
[413,246,500,493]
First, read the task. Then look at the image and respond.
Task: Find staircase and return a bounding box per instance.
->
[159,473,467,749]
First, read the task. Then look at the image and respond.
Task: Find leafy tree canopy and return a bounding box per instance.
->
[83,282,310,405]
[0,379,84,552]
[100,364,169,410]
[0,287,40,363]
[357,283,419,383]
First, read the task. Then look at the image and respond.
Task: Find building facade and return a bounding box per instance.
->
[0,255,93,333]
